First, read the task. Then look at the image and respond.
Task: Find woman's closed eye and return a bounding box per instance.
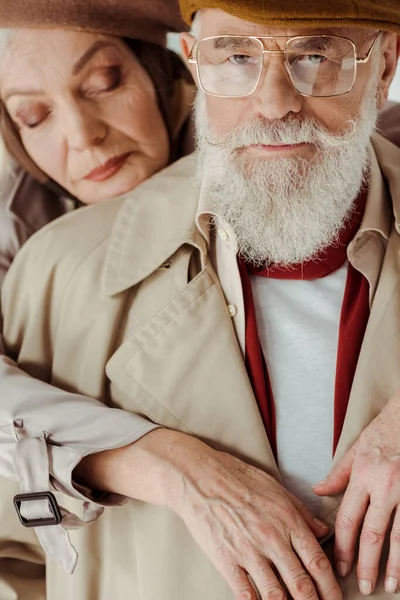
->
[15,104,51,129]
[82,66,123,97]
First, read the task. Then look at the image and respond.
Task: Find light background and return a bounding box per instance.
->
[168,34,400,101]
[390,69,400,100]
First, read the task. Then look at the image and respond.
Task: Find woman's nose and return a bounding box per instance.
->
[63,103,108,151]
[253,56,302,120]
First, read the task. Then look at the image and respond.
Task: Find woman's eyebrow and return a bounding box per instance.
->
[3,87,44,102]
[3,41,119,101]
[72,40,118,75]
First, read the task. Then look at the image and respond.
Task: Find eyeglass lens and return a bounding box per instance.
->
[196,36,357,98]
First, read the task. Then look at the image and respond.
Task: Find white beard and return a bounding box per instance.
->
[195,78,380,267]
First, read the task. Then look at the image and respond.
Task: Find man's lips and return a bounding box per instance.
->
[248,142,310,152]
[83,152,132,182]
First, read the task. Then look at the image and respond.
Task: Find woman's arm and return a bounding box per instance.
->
[0,179,160,573]
[0,350,160,573]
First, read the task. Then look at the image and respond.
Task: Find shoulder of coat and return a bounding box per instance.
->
[7,155,198,283]
[372,132,400,173]
[7,195,125,283]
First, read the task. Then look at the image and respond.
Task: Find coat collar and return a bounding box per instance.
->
[102,154,202,297]
[102,135,400,298]
[371,134,400,231]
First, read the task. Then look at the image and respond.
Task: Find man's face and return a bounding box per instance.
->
[181,11,399,266]
[183,9,397,151]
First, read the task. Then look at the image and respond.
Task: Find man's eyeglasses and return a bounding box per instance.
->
[188,34,380,99]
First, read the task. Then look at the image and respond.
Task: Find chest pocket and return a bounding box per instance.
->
[105,244,217,420]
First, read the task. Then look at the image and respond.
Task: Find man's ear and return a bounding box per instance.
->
[377,33,399,109]
[180,33,199,84]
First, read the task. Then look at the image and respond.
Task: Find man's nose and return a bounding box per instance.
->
[253,57,302,120]
[63,102,107,151]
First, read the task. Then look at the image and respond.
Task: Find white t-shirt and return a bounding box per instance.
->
[250,262,348,515]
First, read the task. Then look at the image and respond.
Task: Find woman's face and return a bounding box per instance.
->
[0,29,170,203]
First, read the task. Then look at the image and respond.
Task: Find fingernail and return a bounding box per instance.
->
[313,518,328,529]
[359,580,373,595]
[385,577,398,594]
[313,479,327,488]
[336,561,349,577]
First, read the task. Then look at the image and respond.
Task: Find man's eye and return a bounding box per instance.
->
[228,54,253,66]
[300,54,327,65]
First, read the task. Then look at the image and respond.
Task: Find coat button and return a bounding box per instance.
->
[228,304,237,317]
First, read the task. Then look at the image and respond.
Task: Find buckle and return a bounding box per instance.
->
[13,492,62,528]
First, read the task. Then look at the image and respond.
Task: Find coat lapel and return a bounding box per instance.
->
[104,139,400,505]
[102,155,279,479]
[106,260,280,478]
[319,136,400,521]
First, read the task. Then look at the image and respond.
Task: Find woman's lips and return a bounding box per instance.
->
[84,152,132,182]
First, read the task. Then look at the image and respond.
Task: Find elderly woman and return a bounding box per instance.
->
[0,1,398,592]
[0,0,194,582]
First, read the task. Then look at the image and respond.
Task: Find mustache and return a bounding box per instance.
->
[198,114,360,153]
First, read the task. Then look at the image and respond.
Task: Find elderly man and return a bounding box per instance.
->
[2,0,400,599]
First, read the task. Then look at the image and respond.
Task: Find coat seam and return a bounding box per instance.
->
[53,236,111,348]
[122,376,195,434]
[128,279,215,356]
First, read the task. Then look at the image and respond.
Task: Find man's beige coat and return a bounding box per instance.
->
[2,135,400,599]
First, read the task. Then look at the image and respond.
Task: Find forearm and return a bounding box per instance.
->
[73,428,213,510]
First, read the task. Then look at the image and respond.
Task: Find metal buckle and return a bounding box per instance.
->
[13,491,62,528]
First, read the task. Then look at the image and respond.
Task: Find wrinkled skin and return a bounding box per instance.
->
[314,391,400,595]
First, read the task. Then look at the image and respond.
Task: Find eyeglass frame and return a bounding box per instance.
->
[187,33,381,99]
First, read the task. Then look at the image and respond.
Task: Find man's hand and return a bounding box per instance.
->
[313,391,400,596]
[76,428,342,600]
[173,443,342,600]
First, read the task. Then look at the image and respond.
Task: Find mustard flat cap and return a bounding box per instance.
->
[180,0,400,33]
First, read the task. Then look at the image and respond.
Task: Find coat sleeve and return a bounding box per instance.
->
[0,475,46,600]
[0,203,160,574]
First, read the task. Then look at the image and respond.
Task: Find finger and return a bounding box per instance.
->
[221,563,260,600]
[284,490,329,538]
[384,506,400,594]
[291,528,343,600]
[245,556,287,600]
[334,482,369,578]
[313,446,356,496]
[356,502,392,595]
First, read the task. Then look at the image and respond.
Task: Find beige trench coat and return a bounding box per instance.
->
[2,134,400,599]
[0,102,396,573]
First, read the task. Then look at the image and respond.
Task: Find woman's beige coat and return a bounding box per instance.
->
[1,134,400,599]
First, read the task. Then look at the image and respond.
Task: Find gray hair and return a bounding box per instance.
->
[0,28,19,196]
[191,11,201,38]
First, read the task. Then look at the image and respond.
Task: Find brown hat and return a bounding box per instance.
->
[0,0,188,47]
[180,0,400,33]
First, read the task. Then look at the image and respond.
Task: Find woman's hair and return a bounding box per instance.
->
[123,39,193,163]
[0,30,194,194]
[0,29,19,192]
